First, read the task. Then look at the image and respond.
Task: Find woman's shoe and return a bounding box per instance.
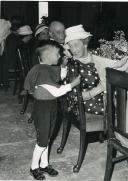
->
[30,168,45,180]
[40,165,58,177]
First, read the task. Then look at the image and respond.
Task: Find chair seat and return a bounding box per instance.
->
[86,113,104,132]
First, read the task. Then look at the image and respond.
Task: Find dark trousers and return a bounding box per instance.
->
[32,99,57,147]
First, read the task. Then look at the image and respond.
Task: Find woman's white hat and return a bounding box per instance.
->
[35,23,48,37]
[65,24,92,44]
[17,25,33,35]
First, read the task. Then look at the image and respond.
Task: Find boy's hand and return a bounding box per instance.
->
[61,66,68,80]
[71,75,81,88]
[61,56,69,67]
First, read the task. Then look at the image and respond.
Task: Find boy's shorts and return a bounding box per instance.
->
[31,99,57,147]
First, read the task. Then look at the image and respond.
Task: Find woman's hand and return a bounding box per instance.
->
[82,91,92,100]
[71,75,81,88]
[82,81,105,101]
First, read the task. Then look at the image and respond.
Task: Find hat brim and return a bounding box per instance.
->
[18,31,33,35]
[65,34,92,44]
[35,26,48,37]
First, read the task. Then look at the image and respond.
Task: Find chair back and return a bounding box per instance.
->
[17,48,31,78]
[106,67,128,139]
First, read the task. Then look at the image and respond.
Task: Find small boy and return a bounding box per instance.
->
[24,40,80,180]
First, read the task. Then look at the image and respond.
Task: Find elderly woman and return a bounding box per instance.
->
[64,25,105,117]
[63,24,128,118]
[35,23,49,41]
[57,25,128,173]
[31,23,49,66]
[17,25,33,71]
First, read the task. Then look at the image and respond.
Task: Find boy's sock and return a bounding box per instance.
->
[31,144,46,170]
[40,146,49,168]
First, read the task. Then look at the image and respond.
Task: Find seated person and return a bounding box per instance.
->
[17,25,33,71]
[1,16,23,89]
[63,24,128,121]
[31,22,49,66]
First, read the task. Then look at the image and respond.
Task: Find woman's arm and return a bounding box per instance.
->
[82,81,105,100]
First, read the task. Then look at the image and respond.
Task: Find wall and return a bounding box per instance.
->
[49,2,100,30]
[49,1,128,48]
[1,1,38,30]
[0,1,1,18]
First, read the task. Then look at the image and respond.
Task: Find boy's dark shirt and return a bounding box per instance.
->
[24,64,61,94]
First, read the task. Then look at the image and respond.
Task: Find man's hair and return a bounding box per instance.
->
[36,40,63,61]
[49,21,65,33]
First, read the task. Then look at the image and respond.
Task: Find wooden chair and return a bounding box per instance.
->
[2,44,20,93]
[104,67,128,181]
[4,48,29,96]
[8,66,20,95]
[57,60,106,173]
[20,55,40,114]
[20,90,34,115]
[16,47,32,104]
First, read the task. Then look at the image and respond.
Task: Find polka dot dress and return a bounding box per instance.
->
[80,62,104,115]
[64,57,104,120]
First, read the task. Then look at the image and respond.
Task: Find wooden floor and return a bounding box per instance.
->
[0,87,127,180]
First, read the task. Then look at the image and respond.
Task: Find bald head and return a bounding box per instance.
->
[49,21,65,44]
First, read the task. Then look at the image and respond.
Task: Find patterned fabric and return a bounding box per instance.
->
[63,55,104,120]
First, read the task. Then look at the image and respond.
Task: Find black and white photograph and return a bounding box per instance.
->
[0,1,128,180]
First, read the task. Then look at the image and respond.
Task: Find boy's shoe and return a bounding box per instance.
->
[40,165,58,177]
[30,168,45,180]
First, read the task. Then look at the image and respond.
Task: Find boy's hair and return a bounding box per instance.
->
[36,40,63,61]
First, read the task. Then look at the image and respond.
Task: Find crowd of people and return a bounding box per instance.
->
[0,15,128,180]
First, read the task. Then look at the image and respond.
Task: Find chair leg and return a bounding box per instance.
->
[57,113,71,154]
[73,129,87,173]
[13,76,18,95]
[104,140,116,181]
[20,93,29,114]
[99,131,105,143]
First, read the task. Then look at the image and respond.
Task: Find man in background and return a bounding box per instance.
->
[49,21,65,45]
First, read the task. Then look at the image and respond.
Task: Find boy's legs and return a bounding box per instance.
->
[31,100,58,178]
[40,146,48,168]
[30,100,50,179]
[30,144,46,180]
[31,144,46,170]
[39,100,58,176]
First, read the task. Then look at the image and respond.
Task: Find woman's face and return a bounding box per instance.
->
[22,35,32,43]
[68,39,86,58]
[38,29,49,41]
